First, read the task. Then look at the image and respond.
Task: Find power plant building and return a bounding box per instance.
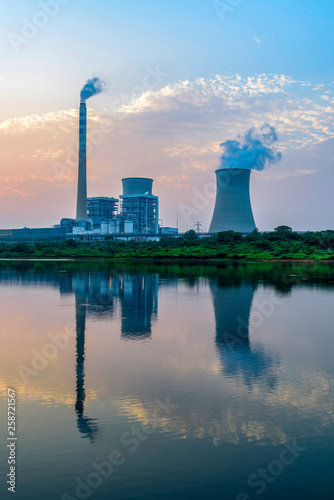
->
[209,168,256,233]
[120,178,159,234]
[74,102,160,236]
[0,226,68,241]
[72,91,161,237]
[0,89,177,241]
[87,197,119,227]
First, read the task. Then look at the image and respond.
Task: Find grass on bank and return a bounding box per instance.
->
[0,226,334,261]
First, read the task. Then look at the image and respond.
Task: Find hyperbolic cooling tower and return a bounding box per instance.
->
[76,102,87,219]
[209,168,256,233]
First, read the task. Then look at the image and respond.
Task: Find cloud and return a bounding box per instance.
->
[119,74,296,115]
[0,109,77,134]
[116,74,334,150]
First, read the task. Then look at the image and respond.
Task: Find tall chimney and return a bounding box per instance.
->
[209,168,256,233]
[76,102,87,219]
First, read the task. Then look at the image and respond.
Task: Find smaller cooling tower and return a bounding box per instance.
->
[120,178,159,233]
[122,177,153,196]
[209,168,256,233]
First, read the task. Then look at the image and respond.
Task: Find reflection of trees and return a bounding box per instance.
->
[210,280,279,389]
[2,260,334,296]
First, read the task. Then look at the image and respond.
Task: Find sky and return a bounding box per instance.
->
[0,0,334,231]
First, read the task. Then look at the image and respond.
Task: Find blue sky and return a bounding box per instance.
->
[2,0,334,113]
[0,0,334,230]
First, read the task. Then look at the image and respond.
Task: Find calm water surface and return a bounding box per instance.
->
[1,261,334,499]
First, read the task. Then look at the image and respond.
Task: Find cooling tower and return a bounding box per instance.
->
[122,177,153,196]
[209,168,256,233]
[76,102,87,219]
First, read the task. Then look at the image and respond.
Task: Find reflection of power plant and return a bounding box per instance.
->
[120,274,158,340]
[70,271,158,440]
[70,272,158,341]
[210,280,278,388]
[0,264,284,442]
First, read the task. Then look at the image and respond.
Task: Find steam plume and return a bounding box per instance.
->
[219,123,282,170]
[80,77,105,103]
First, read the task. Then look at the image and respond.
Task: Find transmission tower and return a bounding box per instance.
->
[194,221,204,234]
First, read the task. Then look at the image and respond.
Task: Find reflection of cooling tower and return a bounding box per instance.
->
[209,168,256,233]
[211,283,255,349]
[210,281,278,388]
[76,102,87,219]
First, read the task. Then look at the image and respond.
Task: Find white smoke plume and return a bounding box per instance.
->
[219,123,282,170]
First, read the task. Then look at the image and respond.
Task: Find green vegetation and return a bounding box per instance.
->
[0,226,334,261]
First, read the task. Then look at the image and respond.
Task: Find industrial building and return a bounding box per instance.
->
[71,177,161,239]
[119,177,159,234]
[0,226,67,241]
[60,218,77,231]
[0,88,177,241]
[87,197,119,227]
[72,91,164,238]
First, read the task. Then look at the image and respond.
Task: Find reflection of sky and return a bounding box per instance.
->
[0,265,334,452]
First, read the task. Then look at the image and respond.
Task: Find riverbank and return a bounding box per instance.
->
[0,228,334,261]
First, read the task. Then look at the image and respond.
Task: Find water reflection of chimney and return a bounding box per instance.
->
[210,281,278,389]
[75,291,98,441]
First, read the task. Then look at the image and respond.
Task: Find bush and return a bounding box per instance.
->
[182,230,199,242]
[217,231,242,243]
[61,239,79,248]
[9,243,34,254]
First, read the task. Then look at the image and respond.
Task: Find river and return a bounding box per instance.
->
[0,261,333,499]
